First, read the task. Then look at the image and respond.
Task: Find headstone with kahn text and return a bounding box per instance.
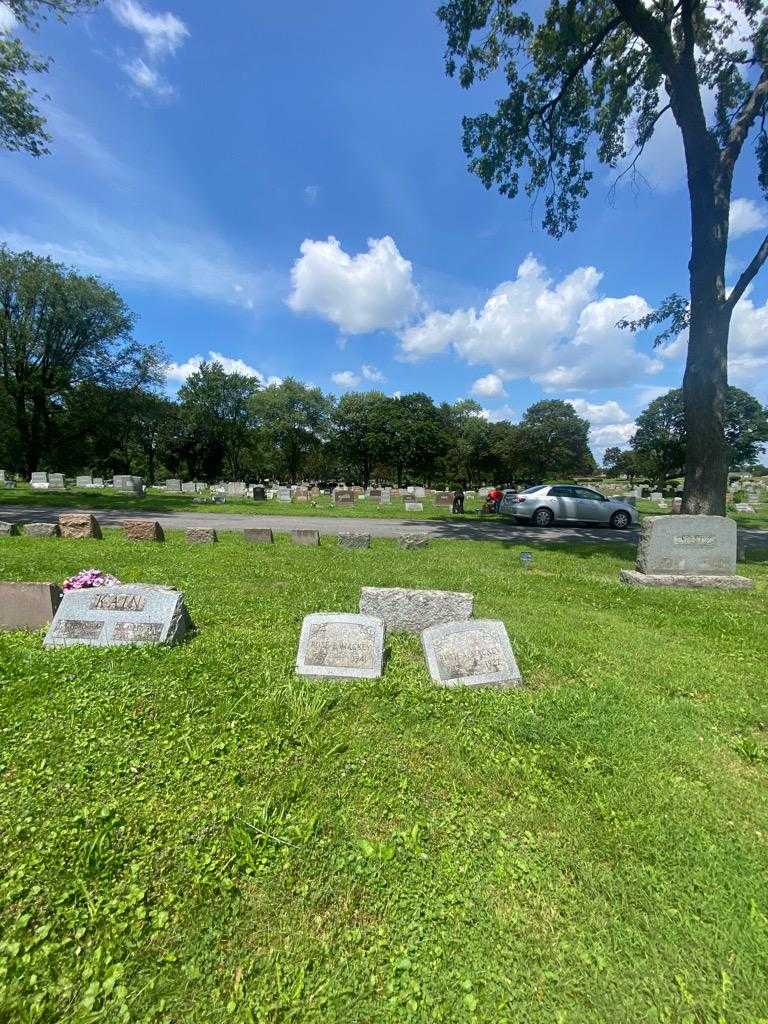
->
[620,515,752,589]
[44,584,190,648]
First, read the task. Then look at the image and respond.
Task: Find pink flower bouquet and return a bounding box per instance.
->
[63,569,122,592]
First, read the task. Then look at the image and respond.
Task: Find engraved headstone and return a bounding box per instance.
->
[113,475,144,495]
[359,586,473,633]
[413,486,426,498]
[44,585,190,648]
[650,491,663,501]
[93,477,104,488]
[182,481,197,493]
[291,529,320,546]
[30,472,49,489]
[338,532,371,549]
[294,487,310,502]
[244,527,273,544]
[398,533,429,549]
[166,479,182,492]
[296,613,384,679]
[0,582,62,632]
[24,522,60,538]
[252,485,266,501]
[334,489,353,505]
[404,501,423,512]
[276,487,291,502]
[422,619,522,688]
[76,475,93,488]
[434,491,455,507]
[59,513,102,540]
[620,515,752,589]
[186,527,217,544]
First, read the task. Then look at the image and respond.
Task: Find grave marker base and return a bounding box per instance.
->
[619,569,753,590]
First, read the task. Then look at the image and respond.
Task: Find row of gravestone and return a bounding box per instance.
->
[296,587,522,687]
[25,472,144,494]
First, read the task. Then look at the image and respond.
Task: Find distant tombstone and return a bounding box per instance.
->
[4,479,16,488]
[406,486,415,494]
[44,585,190,648]
[212,493,226,504]
[620,515,752,589]
[92,477,104,488]
[650,491,663,501]
[296,613,384,680]
[369,489,382,502]
[671,497,683,513]
[734,502,755,513]
[398,533,429,549]
[359,586,473,633]
[0,470,4,482]
[186,528,217,544]
[0,582,62,632]
[294,487,310,502]
[252,485,266,501]
[244,527,273,544]
[30,472,49,489]
[434,491,455,507]
[226,481,248,498]
[309,486,321,499]
[266,489,275,500]
[380,489,392,504]
[0,522,20,536]
[122,519,164,542]
[477,487,491,498]
[59,513,102,540]
[113,475,144,495]
[413,486,426,498]
[338,532,371,549]
[334,490,353,505]
[277,487,292,502]
[182,482,197,494]
[166,479,182,492]
[76,475,93,488]
[291,529,320,546]
[404,501,423,512]
[357,494,366,501]
[422,619,523,689]
[24,522,60,538]
[47,473,65,489]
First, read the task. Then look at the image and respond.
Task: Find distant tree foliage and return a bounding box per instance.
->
[0,0,99,155]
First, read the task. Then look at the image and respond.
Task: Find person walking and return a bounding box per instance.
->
[452,485,465,514]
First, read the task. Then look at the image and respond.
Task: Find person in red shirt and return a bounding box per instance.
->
[489,486,504,512]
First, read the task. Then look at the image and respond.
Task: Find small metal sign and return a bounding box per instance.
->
[520,551,533,569]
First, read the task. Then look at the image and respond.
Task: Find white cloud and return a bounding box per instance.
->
[123,57,175,98]
[729,198,768,239]
[568,399,632,425]
[332,370,361,388]
[288,235,420,334]
[471,372,507,398]
[0,2,17,32]
[304,185,320,206]
[479,404,516,423]
[590,421,637,448]
[361,363,386,383]
[109,0,189,57]
[165,351,280,385]
[400,255,661,390]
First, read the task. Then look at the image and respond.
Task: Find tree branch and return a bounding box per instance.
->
[725,232,768,312]
[610,0,677,75]
[721,68,768,176]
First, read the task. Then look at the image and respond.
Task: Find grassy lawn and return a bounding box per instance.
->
[1,531,767,1023]
[636,498,768,530]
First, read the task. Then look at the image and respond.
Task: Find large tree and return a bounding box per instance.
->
[516,400,597,479]
[439,0,768,515]
[250,378,333,482]
[332,391,392,487]
[631,385,768,484]
[1,0,98,155]
[0,247,162,475]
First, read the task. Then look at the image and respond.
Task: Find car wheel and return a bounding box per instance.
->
[610,510,631,530]
[532,507,554,527]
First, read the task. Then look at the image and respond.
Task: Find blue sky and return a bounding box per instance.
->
[1,0,767,458]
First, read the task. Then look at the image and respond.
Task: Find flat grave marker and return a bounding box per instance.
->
[296,613,384,680]
[404,501,423,512]
[44,584,190,648]
[186,528,217,544]
[244,527,274,544]
[24,523,60,538]
[338,532,371,550]
[291,529,320,546]
[422,619,523,688]
[122,519,164,542]
[59,513,102,540]
[398,533,429,549]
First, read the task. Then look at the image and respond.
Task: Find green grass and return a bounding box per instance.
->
[1,531,767,1023]
[0,485,485,521]
[637,498,768,530]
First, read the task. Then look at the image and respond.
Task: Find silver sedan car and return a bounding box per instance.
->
[507,484,639,529]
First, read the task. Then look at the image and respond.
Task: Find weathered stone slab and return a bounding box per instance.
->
[244,527,273,544]
[44,584,190,648]
[0,522,20,536]
[122,519,164,542]
[59,513,102,540]
[0,582,62,632]
[398,533,429,550]
[252,485,266,501]
[296,613,384,679]
[276,487,291,502]
[334,489,353,505]
[113,474,144,494]
[24,523,60,538]
[359,586,473,633]
[422,619,523,688]
[413,486,426,498]
[434,491,455,507]
[182,481,197,493]
[635,515,737,576]
[338,532,371,549]
[76,475,93,488]
[92,477,104,488]
[404,501,423,513]
[186,527,217,544]
[291,529,320,546]
[620,570,753,590]
[48,473,65,489]
[166,478,182,491]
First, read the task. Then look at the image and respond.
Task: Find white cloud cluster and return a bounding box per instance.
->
[109,0,189,98]
[331,364,387,389]
[478,404,516,423]
[471,372,507,398]
[399,255,661,390]
[166,351,281,385]
[0,2,16,32]
[729,197,768,239]
[568,399,637,451]
[288,235,420,335]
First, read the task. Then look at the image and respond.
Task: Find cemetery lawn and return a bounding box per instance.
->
[1,531,767,1024]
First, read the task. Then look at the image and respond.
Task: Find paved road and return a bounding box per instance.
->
[2,504,767,554]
